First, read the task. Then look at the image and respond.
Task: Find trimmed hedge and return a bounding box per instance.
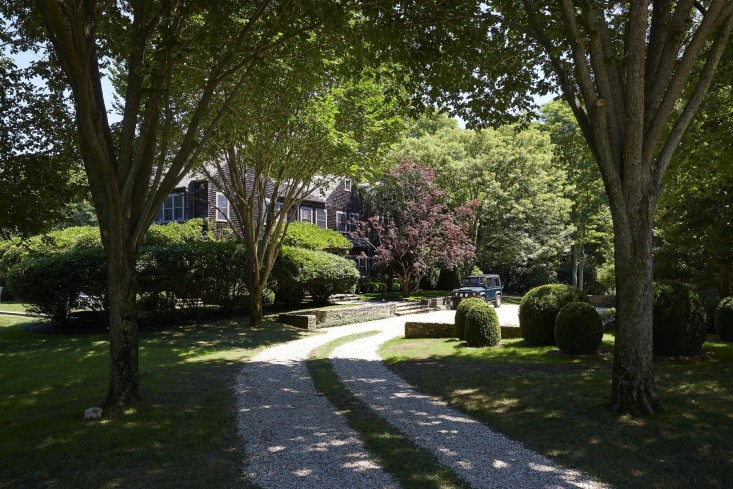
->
[361,281,387,293]
[271,246,360,306]
[554,302,603,355]
[519,284,591,345]
[464,301,501,347]
[6,248,107,326]
[455,298,485,341]
[652,280,706,356]
[137,241,248,313]
[282,222,351,252]
[715,297,733,342]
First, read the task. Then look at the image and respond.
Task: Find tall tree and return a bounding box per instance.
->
[394,116,573,290]
[3,0,347,409]
[0,55,86,237]
[367,0,733,414]
[541,100,612,290]
[201,58,404,326]
[356,160,476,296]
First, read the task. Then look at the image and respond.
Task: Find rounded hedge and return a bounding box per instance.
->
[652,280,706,356]
[455,298,485,341]
[554,302,603,355]
[715,297,733,342]
[519,284,591,345]
[464,301,501,347]
[271,246,360,305]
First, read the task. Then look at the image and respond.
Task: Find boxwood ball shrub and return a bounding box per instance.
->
[715,297,733,342]
[652,280,707,356]
[554,302,603,355]
[519,284,591,345]
[464,301,501,347]
[455,298,485,341]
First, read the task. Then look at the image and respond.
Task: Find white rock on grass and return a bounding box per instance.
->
[83,407,103,420]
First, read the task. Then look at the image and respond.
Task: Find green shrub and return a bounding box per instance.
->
[271,246,360,305]
[464,301,501,347]
[715,297,733,342]
[652,280,707,356]
[704,298,722,334]
[6,248,107,326]
[455,298,485,341]
[282,222,351,252]
[519,284,591,345]
[361,281,387,293]
[554,302,603,355]
[137,241,248,313]
[143,218,211,245]
[0,226,102,274]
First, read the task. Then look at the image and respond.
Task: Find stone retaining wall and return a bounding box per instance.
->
[404,321,523,340]
[279,303,395,330]
[405,321,455,338]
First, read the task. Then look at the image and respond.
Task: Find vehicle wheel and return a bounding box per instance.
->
[494,294,502,308]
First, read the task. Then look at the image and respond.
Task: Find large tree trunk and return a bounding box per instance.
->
[104,242,141,408]
[610,201,662,415]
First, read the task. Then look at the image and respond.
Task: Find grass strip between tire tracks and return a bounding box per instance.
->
[308,331,470,489]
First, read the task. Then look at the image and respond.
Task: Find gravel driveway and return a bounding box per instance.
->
[236,308,608,488]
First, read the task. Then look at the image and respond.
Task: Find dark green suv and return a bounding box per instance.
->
[451,274,503,309]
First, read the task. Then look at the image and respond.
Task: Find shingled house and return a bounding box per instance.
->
[153,173,372,275]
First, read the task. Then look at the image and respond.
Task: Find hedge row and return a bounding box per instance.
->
[7,241,359,325]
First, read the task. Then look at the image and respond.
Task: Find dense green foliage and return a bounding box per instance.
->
[519,284,591,345]
[454,297,485,341]
[6,248,107,325]
[0,219,210,275]
[715,297,733,342]
[464,301,501,347]
[652,281,707,356]
[137,242,249,313]
[393,115,571,291]
[282,222,351,252]
[554,302,603,355]
[271,246,360,305]
[360,281,388,293]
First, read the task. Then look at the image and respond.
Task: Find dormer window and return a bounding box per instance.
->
[344,178,352,192]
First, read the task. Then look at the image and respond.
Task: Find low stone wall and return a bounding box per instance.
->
[405,321,455,338]
[279,303,395,330]
[424,296,453,310]
[404,321,523,340]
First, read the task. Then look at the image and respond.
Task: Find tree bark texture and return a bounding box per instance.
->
[104,242,141,407]
[609,198,661,415]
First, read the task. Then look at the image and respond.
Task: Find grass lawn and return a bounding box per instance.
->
[0,314,305,489]
[0,300,29,313]
[380,334,733,489]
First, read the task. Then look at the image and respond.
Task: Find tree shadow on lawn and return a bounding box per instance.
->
[0,316,303,489]
[386,343,733,489]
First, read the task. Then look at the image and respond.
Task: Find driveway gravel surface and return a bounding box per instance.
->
[236,307,609,488]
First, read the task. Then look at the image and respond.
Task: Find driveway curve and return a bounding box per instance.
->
[236,308,608,488]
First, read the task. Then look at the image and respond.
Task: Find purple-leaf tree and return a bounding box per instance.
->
[356,160,476,296]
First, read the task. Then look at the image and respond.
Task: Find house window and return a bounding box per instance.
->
[356,256,371,277]
[315,208,327,228]
[336,211,347,232]
[216,192,229,222]
[344,178,352,192]
[275,201,284,217]
[155,192,185,223]
[300,206,313,223]
[347,212,359,232]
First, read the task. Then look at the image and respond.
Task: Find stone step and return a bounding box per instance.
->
[393,302,435,316]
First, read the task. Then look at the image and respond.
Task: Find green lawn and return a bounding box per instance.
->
[380,334,733,489]
[0,314,305,489]
[0,300,29,314]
